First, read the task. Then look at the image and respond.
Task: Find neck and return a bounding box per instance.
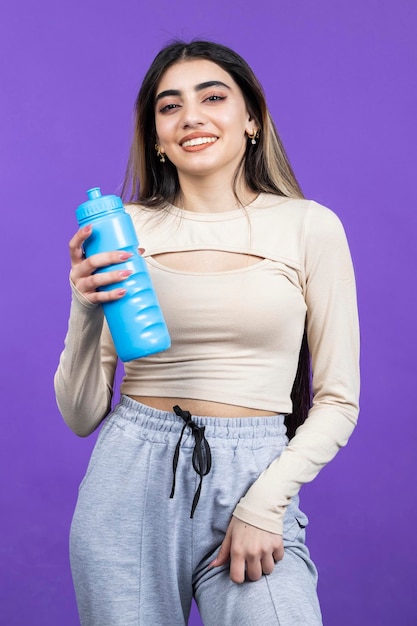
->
[176,172,256,213]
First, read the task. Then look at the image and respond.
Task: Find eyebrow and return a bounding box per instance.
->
[155,80,231,103]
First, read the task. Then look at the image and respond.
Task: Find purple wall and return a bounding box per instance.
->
[1,0,416,624]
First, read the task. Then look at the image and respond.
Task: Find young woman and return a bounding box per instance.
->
[55,40,360,625]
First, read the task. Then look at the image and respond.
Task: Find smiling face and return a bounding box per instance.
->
[154,59,257,184]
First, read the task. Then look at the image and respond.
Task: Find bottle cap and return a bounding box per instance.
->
[76,187,124,222]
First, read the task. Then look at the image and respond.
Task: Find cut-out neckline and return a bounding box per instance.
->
[148,251,269,276]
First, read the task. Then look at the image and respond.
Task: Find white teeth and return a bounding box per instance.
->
[181,136,217,148]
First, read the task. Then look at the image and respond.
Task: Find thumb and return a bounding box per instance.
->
[209,531,232,568]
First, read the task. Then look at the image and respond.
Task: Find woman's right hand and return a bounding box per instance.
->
[69,225,133,305]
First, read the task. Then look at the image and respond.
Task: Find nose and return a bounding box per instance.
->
[180,100,206,129]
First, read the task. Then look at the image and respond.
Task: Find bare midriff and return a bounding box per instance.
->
[128,396,279,418]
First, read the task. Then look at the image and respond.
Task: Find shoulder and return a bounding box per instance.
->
[249,194,349,266]
[258,194,347,241]
[124,202,157,222]
[123,202,178,251]
[253,193,341,223]
[124,202,169,231]
[301,201,349,252]
[252,193,345,240]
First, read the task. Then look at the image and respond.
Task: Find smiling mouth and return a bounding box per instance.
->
[181,137,218,148]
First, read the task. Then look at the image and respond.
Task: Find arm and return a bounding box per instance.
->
[214,202,360,581]
[54,225,134,436]
[54,284,118,436]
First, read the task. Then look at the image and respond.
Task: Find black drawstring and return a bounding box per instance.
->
[170,405,212,518]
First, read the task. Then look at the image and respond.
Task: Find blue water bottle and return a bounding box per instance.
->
[76,187,171,362]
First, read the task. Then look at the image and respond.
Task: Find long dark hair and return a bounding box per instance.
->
[122,39,311,437]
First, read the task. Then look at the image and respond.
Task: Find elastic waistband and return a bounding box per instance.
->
[112,395,287,442]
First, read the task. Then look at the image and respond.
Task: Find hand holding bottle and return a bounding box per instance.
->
[71,187,171,362]
[69,224,137,305]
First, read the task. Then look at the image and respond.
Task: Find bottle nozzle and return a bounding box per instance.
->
[77,187,122,222]
[86,187,102,200]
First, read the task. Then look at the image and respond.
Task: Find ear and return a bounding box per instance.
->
[245,125,258,136]
[245,112,256,135]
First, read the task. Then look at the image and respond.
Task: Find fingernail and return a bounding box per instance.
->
[117,289,127,296]
[208,559,217,568]
[119,252,133,260]
[119,270,132,278]
[83,225,92,233]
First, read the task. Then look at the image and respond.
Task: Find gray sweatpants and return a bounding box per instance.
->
[70,396,322,625]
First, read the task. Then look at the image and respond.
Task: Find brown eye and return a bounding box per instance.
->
[159,103,180,114]
[204,95,226,103]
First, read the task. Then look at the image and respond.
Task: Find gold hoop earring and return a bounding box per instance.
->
[155,144,166,163]
[247,130,259,145]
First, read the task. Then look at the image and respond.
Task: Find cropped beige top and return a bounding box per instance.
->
[54,193,360,534]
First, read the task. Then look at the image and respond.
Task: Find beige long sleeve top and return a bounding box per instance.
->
[54,193,360,535]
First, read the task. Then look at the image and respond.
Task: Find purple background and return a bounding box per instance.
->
[1,0,416,624]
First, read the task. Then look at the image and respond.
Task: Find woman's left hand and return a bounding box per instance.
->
[209,516,284,583]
